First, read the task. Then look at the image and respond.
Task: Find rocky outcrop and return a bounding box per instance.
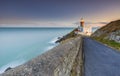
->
[108,30,120,43]
[4,67,12,72]
[1,36,83,76]
[91,20,120,43]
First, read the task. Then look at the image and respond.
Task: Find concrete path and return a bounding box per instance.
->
[83,37,120,76]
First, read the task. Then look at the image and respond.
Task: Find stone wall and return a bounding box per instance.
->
[1,36,83,76]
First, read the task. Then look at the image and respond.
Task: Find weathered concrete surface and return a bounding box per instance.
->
[1,36,83,76]
[70,38,84,76]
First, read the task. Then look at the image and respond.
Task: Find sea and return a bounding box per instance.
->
[0,27,99,73]
[0,27,74,73]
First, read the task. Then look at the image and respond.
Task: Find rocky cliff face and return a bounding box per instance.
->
[1,36,83,76]
[91,20,120,43]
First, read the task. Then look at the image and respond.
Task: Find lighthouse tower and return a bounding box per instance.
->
[80,18,84,27]
[79,18,84,32]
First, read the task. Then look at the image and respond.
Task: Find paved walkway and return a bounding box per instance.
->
[83,37,120,76]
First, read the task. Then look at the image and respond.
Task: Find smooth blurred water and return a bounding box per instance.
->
[0,27,73,73]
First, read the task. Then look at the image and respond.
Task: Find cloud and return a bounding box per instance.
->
[0,18,108,27]
[98,22,108,24]
[73,22,80,25]
[0,19,74,27]
[86,22,108,24]
[72,21,108,28]
[73,21,108,25]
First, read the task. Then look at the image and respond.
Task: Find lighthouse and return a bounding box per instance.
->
[80,18,84,27]
[75,18,85,35]
[79,18,84,32]
[75,18,92,35]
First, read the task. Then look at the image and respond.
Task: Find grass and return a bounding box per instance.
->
[58,28,80,43]
[64,28,78,38]
[92,37,120,50]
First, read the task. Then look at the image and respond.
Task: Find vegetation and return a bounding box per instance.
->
[56,28,80,43]
[92,37,120,50]
[91,20,120,38]
[97,20,120,33]
[63,28,78,38]
[91,20,120,51]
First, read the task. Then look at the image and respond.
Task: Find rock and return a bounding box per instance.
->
[57,37,61,40]
[55,37,65,43]
[5,67,12,72]
[56,28,77,43]
[91,20,120,43]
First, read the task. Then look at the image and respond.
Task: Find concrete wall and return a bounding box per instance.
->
[1,36,83,76]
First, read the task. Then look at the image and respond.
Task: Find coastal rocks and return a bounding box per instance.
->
[92,30,120,43]
[56,29,77,43]
[4,67,12,72]
[108,30,120,43]
[1,36,83,76]
[91,20,120,43]
[55,36,65,43]
[92,31,106,37]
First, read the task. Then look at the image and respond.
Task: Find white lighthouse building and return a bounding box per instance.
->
[75,18,92,36]
[80,18,84,32]
[77,18,84,32]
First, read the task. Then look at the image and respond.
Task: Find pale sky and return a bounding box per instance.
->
[0,0,120,27]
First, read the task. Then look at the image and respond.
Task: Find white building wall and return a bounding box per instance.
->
[83,25,92,35]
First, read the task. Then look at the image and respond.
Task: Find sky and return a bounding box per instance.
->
[0,0,120,27]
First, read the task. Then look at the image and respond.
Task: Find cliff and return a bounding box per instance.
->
[1,36,83,76]
[91,20,120,50]
[56,28,78,43]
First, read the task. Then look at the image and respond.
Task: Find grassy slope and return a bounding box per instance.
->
[56,28,80,43]
[95,20,120,34]
[92,37,120,50]
[91,20,120,51]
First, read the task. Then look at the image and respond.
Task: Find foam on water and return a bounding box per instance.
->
[0,47,56,74]
[0,37,58,74]
[45,37,59,51]
[48,37,59,45]
[44,46,55,51]
[0,59,25,74]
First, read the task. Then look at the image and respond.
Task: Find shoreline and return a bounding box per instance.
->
[0,37,59,74]
[1,36,84,76]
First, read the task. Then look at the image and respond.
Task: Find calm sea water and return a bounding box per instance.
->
[0,27,74,73]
